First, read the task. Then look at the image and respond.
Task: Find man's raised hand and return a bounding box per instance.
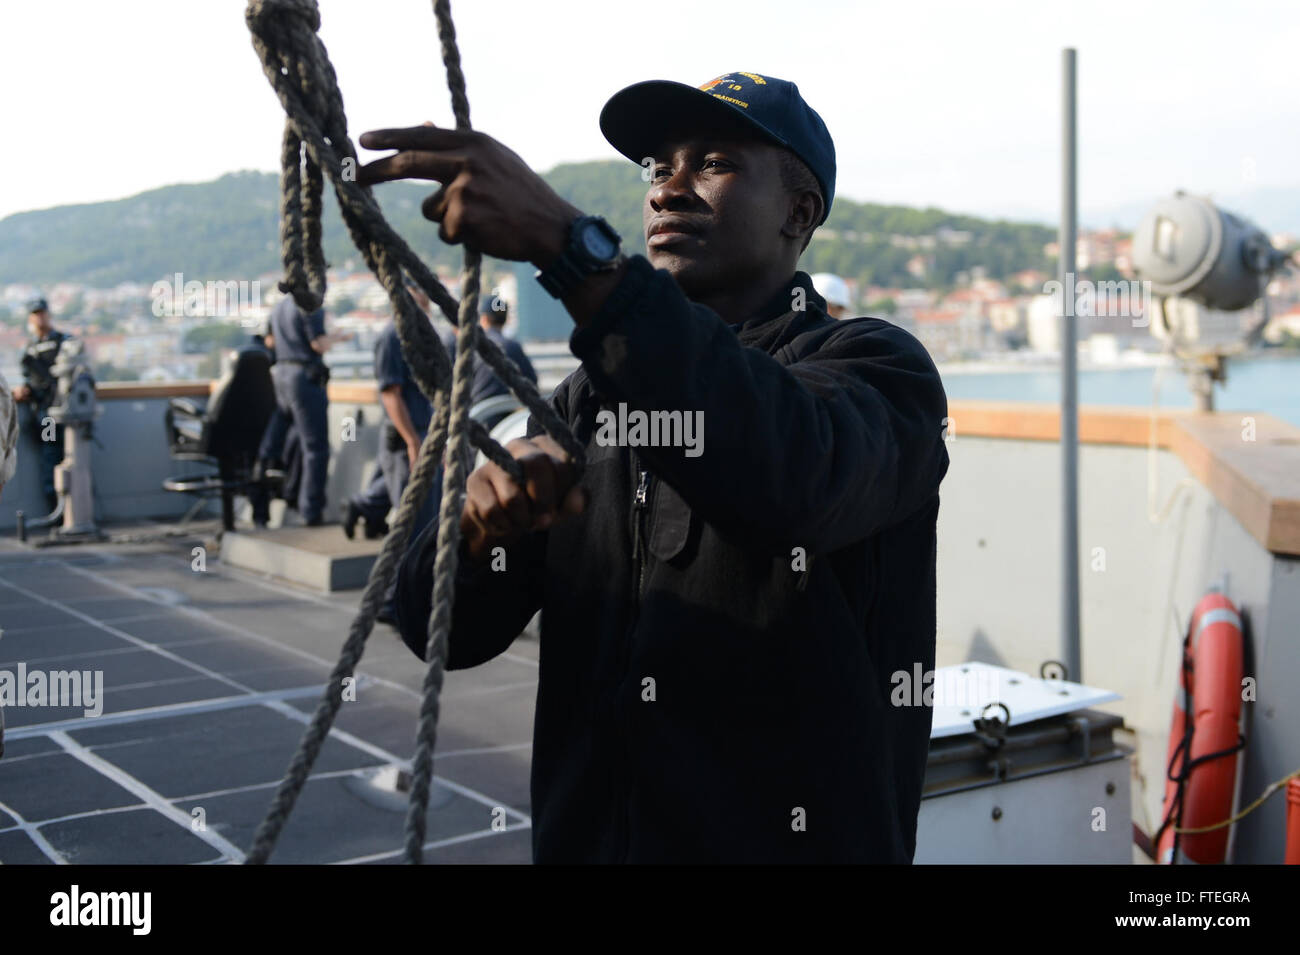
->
[358,123,580,267]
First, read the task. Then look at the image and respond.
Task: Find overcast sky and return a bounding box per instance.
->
[1,0,1296,230]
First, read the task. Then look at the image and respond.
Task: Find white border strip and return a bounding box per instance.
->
[332,824,532,865]
[0,799,68,864]
[48,731,247,864]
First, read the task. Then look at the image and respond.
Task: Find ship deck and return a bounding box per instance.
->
[0,527,536,864]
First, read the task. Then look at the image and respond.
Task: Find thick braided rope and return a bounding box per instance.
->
[245,0,580,464]
[277,124,325,310]
[243,0,453,864]
[244,392,449,863]
[242,0,581,863]
[404,0,479,864]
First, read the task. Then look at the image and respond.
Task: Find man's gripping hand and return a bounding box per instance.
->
[461,435,585,564]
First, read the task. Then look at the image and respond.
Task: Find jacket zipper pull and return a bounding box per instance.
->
[631,468,649,560]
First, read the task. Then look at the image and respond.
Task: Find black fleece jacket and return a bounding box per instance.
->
[395,254,950,863]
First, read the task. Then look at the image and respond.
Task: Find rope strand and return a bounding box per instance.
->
[405,1,480,861]
[242,0,581,863]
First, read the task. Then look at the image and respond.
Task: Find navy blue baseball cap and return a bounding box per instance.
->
[600,71,836,224]
[26,296,49,313]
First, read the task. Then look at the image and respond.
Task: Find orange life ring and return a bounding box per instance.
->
[1156,592,1246,864]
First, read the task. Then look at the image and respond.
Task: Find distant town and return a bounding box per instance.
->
[4,226,1299,387]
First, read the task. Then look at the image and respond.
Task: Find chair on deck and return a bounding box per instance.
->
[162,345,276,530]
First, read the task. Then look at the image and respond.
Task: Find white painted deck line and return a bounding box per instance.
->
[0,799,68,864]
[218,556,542,671]
[172,767,372,805]
[1,682,336,741]
[49,730,247,863]
[2,556,536,861]
[435,742,533,759]
[0,576,256,696]
[0,611,173,636]
[333,824,532,865]
[0,767,387,833]
[0,801,148,832]
[263,699,533,827]
[60,560,428,703]
[0,636,229,669]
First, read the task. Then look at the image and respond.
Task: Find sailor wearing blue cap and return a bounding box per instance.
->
[357,72,949,863]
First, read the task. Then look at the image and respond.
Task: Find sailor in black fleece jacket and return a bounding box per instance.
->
[358,71,949,863]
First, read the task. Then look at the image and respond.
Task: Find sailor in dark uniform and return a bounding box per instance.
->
[13,298,70,511]
[257,295,346,525]
[345,282,458,535]
[343,284,450,622]
[469,295,537,406]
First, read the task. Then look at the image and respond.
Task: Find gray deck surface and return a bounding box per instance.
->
[0,529,537,864]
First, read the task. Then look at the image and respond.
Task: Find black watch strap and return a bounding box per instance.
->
[535,247,588,299]
[536,215,622,299]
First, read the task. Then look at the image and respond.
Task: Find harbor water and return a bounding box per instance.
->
[940,353,1300,427]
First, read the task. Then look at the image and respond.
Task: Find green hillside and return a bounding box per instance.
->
[0,161,1054,291]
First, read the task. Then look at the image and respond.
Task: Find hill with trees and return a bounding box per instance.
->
[0,162,1056,292]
